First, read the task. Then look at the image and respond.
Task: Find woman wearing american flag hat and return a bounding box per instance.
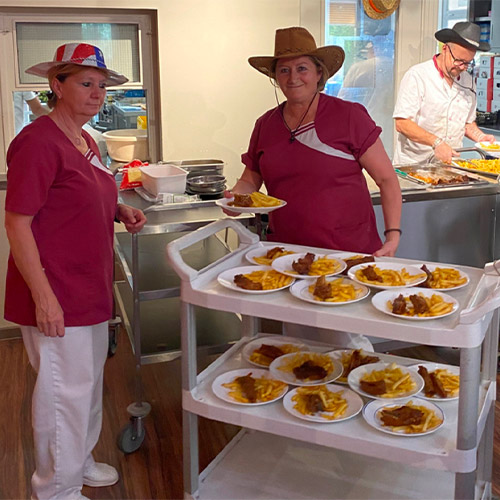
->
[4,43,146,499]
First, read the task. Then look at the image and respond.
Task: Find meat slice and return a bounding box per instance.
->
[392,294,407,315]
[342,255,375,275]
[420,264,432,288]
[235,374,257,403]
[292,252,315,275]
[360,379,387,396]
[361,265,383,282]
[304,393,325,414]
[380,405,424,427]
[344,349,379,377]
[233,274,262,290]
[418,365,435,397]
[313,275,332,300]
[254,344,284,362]
[293,360,327,381]
[409,294,429,314]
[230,193,253,207]
[265,246,285,259]
[430,372,447,398]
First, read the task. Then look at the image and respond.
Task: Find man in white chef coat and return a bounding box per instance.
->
[14,91,49,135]
[393,22,495,165]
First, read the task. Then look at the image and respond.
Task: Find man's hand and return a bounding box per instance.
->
[116,204,147,233]
[434,141,459,164]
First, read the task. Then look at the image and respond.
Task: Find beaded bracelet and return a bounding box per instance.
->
[384,228,402,236]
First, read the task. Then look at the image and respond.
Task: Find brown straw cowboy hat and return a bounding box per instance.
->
[435,21,490,52]
[248,27,345,80]
[363,0,400,20]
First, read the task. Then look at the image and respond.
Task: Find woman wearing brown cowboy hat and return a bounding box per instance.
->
[228,26,401,257]
[4,43,146,499]
[394,22,494,165]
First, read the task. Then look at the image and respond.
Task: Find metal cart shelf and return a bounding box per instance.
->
[167,219,500,500]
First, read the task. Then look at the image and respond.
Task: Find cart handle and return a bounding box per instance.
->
[166,218,259,281]
[459,262,500,324]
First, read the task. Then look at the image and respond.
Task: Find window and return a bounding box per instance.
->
[439,0,468,29]
[0,8,159,171]
[324,0,396,153]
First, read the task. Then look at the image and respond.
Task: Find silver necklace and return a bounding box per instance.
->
[280,93,318,143]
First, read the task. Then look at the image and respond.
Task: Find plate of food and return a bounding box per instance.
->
[217,265,294,294]
[216,192,286,214]
[242,336,307,368]
[475,141,500,157]
[362,398,444,436]
[417,264,469,291]
[212,368,288,406]
[289,276,370,305]
[410,363,460,401]
[283,384,363,423]
[371,288,459,320]
[245,245,297,266]
[331,252,376,275]
[348,262,427,289]
[348,362,424,400]
[329,349,381,384]
[272,253,346,279]
[269,351,343,386]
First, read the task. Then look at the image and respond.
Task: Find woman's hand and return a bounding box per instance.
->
[34,292,65,337]
[221,190,241,217]
[116,204,147,233]
[373,233,400,257]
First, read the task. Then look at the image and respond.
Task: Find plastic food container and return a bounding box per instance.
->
[103,129,148,162]
[139,164,187,196]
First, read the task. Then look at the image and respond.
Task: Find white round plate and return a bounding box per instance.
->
[242,336,307,368]
[211,368,288,406]
[245,246,297,266]
[409,362,460,401]
[416,264,470,291]
[329,348,381,384]
[283,384,363,423]
[289,277,370,306]
[348,262,427,289]
[269,351,343,386]
[362,397,445,436]
[272,253,347,279]
[217,265,295,294]
[475,141,500,157]
[371,288,459,321]
[215,197,287,214]
[347,361,424,401]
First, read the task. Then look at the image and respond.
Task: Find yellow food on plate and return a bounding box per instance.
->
[249,343,301,367]
[229,192,283,208]
[292,385,348,420]
[418,365,460,398]
[354,265,426,286]
[423,267,467,289]
[277,352,335,380]
[479,142,500,150]
[377,400,443,434]
[233,269,293,290]
[360,363,416,398]
[222,374,287,404]
[308,277,363,302]
[454,159,500,174]
[253,246,295,265]
[388,292,454,317]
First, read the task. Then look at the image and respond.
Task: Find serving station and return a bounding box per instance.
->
[166,219,500,500]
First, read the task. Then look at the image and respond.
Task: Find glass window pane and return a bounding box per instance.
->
[324,0,396,152]
[16,22,140,84]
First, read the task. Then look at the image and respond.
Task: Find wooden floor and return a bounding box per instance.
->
[0,331,499,500]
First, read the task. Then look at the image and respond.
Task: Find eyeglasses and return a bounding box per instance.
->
[446,44,475,69]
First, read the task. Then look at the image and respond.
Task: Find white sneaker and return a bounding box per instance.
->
[82,462,119,487]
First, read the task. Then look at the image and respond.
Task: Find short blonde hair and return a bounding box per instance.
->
[46,64,109,108]
[271,55,329,91]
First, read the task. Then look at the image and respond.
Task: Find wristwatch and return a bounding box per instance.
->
[432,137,444,150]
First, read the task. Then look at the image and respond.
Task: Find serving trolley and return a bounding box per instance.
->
[166,219,500,499]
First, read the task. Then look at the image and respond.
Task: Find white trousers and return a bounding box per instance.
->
[21,322,108,500]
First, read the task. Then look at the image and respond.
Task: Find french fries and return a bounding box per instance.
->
[454,159,500,174]
[308,277,362,302]
[292,385,348,420]
[249,191,283,207]
[355,265,426,286]
[249,343,301,367]
[479,142,500,150]
[423,368,460,398]
[288,256,342,276]
[235,269,293,290]
[388,292,454,317]
[222,375,287,403]
[253,247,295,265]
[378,400,443,434]
[278,352,335,378]
[425,267,467,289]
[360,363,416,398]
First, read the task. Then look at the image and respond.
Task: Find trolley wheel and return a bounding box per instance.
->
[117,418,145,454]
